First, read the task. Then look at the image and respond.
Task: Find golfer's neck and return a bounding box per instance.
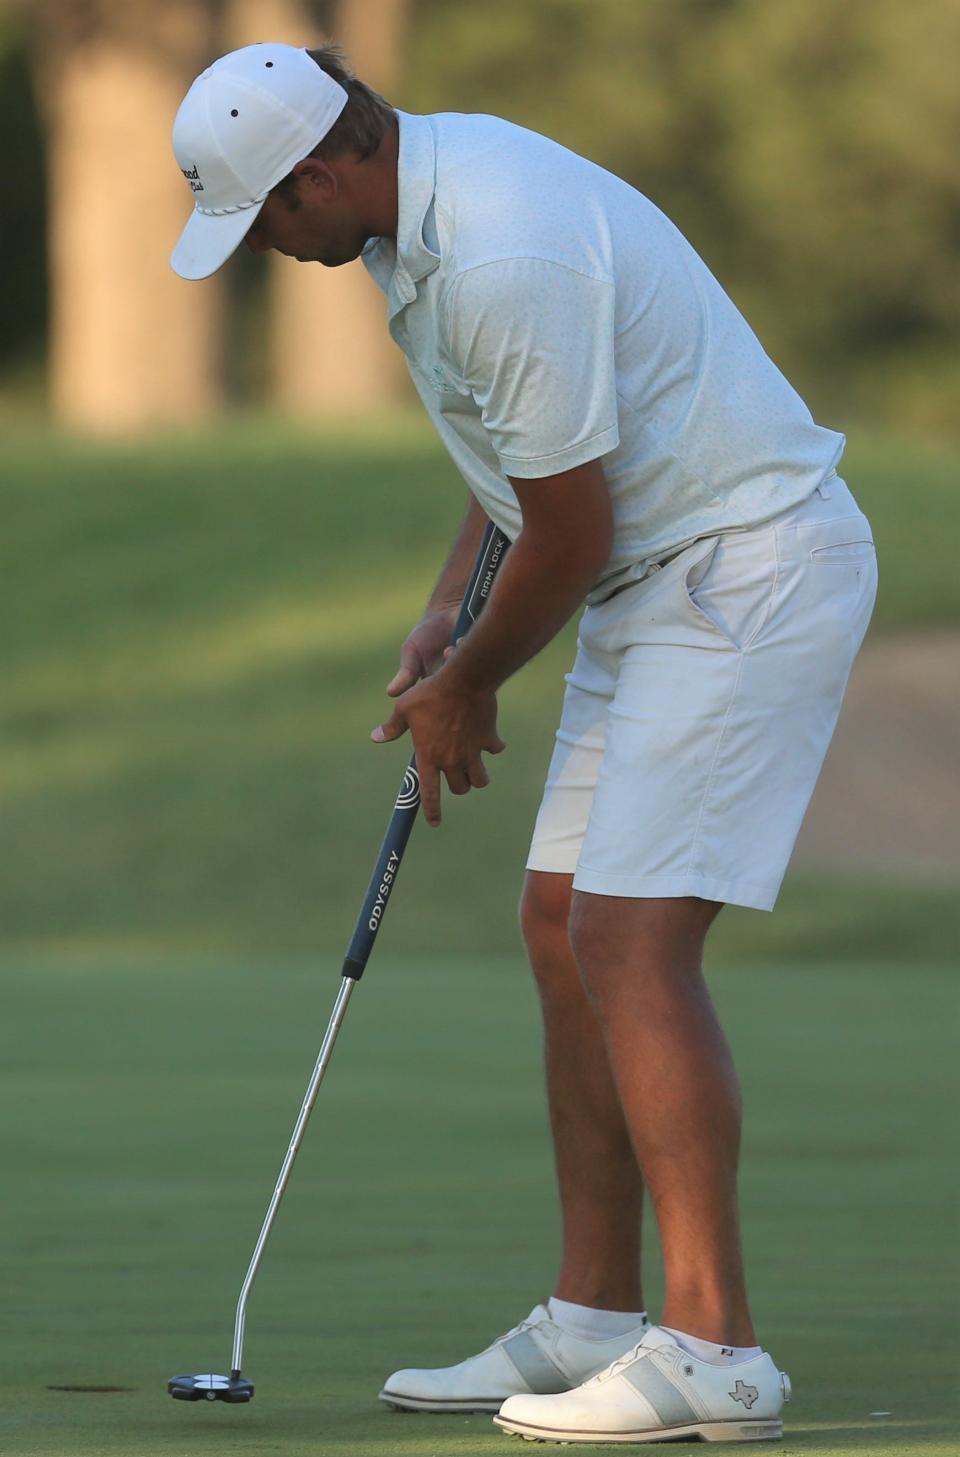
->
[359,116,400,241]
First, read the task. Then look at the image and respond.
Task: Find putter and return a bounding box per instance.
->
[169,520,510,1404]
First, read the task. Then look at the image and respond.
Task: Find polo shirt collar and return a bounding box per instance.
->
[364,110,440,318]
[398,111,441,280]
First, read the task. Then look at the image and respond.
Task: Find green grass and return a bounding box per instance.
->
[0,951,956,1455]
[839,432,960,633]
[0,420,956,1453]
[1,420,957,963]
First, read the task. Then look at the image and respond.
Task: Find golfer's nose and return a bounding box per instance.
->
[245,227,270,255]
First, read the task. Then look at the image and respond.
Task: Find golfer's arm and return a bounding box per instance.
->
[439,458,613,693]
[425,494,491,612]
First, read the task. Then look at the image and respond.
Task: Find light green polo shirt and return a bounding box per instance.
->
[363,110,844,602]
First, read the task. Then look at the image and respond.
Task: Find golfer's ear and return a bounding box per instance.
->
[292,156,338,201]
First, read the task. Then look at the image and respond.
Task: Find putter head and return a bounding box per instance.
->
[168,1372,254,1403]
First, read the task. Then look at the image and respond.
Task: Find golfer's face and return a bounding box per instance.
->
[245,190,367,268]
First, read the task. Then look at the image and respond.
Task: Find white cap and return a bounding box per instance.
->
[171,44,348,280]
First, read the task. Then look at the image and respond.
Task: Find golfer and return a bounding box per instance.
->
[171,44,877,1444]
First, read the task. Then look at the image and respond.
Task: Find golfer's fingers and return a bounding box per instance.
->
[371,707,409,743]
[445,765,471,797]
[466,758,490,789]
[387,646,424,697]
[418,761,443,826]
[484,732,507,755]
[441,638,464,663]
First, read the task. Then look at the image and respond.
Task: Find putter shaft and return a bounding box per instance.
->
[230,975,355,1377]
[224,523,510,1381]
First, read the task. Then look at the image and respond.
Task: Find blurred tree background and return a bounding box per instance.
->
[1,0,957,435]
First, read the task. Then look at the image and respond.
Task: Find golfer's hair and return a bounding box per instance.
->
[270,46,394,205]
[275,44,393,189]
[306,46,394,158]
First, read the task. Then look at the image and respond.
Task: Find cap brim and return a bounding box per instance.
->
[170,199,265,280]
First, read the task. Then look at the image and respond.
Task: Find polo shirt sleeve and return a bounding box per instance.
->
[443,257,620,479]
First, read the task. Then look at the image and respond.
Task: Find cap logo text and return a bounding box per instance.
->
[181,163,204,193]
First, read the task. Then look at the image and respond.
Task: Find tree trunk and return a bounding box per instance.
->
[230,0,409,417]
[39,2,223,433]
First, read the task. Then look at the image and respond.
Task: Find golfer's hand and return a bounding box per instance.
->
[386,607,460,696]
[371,675,505,826]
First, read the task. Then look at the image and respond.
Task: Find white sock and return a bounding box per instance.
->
[548,1296,648,1341]
[662,1326,762,1367]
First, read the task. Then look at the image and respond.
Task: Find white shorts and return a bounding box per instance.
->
[526,475,878,911]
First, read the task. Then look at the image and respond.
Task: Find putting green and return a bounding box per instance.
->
[0,951,955,1455]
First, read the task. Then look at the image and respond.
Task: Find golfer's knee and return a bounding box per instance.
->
[519,871,576,992]
[569,893,723,992]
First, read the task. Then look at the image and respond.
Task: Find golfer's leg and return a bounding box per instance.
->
[569,892,756,1347]
[521,870,645,1312]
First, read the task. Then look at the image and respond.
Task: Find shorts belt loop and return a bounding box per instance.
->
[816,468,837,501]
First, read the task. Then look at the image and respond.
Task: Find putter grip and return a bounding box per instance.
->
[341,520,510,981]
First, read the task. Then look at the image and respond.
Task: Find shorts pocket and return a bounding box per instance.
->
[682,532,779,650]
[801,539,878,660]
[810,539,875,564]
[776,508,874,567]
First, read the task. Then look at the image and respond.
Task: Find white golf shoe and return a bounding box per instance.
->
[494,1326,790,1443]
[379,1304,650,1414]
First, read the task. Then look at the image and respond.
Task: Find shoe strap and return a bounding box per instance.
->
[487,1304,550,1354]
[581,1341,649,1386]
[582,1327,683,1388]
